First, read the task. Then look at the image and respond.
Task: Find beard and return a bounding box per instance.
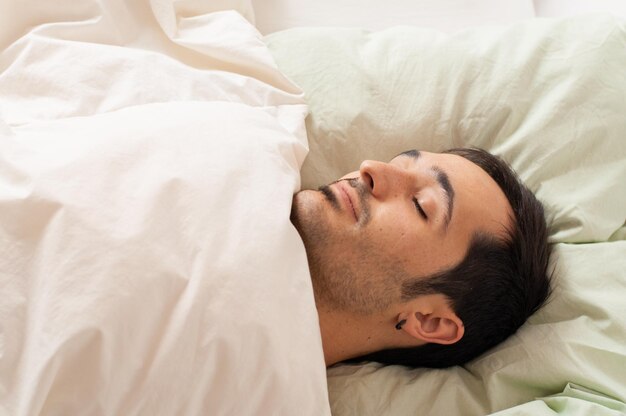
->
[290,179,404,316]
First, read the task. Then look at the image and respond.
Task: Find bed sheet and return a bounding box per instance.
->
[0,1,331,415]
[252,0,626,35]
[252,0,535,34]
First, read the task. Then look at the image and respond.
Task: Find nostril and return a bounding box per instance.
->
[359,160,377,192]
[363,171,374,190]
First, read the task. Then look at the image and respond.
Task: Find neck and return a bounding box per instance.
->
[317,307,371,366]
[317,305,409,366]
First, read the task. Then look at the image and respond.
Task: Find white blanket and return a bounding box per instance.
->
[0,2,330,415]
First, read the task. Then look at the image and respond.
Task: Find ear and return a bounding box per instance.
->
[401,305,464,345]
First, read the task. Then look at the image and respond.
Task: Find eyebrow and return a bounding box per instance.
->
[397,149,455,229]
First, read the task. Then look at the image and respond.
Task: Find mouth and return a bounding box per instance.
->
[336,181,358,222]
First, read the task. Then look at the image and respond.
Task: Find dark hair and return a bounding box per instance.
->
[352,147,553,368]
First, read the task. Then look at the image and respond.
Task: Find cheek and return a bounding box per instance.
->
[363,214,464,277]
[361,218,420,263]
[368,205,421,246]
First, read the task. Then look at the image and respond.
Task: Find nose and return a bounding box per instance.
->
[359,160,411,200]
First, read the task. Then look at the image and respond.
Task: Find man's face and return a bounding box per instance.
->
[291,150,513,315]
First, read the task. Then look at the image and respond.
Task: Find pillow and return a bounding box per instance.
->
[265,14,626,415]
[491,383,626,415]
[0,1,331,414]
[266,14,626,243]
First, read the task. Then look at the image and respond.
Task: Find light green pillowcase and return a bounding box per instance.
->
[266,14,626,243]
[266,15,626,416]
[491,383,626,416]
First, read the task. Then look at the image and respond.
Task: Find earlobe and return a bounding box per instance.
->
[402,311,464,345]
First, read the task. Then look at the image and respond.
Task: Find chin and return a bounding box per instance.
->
[291,190,323,238]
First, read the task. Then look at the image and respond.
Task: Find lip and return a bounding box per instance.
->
[336,182,358,222]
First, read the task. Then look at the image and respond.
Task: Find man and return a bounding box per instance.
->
[290,148,552,368]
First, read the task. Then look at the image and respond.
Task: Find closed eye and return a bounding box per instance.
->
[412,197,428,220]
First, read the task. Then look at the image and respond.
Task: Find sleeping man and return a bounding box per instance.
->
[290,147,553,368]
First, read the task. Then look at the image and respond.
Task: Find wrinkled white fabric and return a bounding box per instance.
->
[0,2,330,415]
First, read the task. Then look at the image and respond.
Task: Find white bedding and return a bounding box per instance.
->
[0,2,330,415]
[3,1,626,415]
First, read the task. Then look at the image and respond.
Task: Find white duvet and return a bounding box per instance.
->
[0,1,330,415]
